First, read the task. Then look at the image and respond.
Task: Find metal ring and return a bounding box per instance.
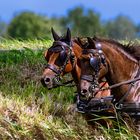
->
[115,103,123,110]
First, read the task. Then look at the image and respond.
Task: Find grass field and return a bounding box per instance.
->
[0,39,140,139]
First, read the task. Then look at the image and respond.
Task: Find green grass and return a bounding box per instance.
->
[0,40,140,139]
[0,39,52,50]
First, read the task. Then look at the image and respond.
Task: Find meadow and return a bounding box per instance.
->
[0,39,139,140]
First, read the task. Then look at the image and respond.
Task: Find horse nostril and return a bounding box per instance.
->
[81,89,88,95]
[45,77,50,83]
[41,78,46,87]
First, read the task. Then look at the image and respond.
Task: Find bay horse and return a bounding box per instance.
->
[41,28,110,100]
[41,28,82,90]
[77,37,140,130]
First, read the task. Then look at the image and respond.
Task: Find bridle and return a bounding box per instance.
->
[45,40,75,86]
[77,44,113,114]
[80,44,107,98]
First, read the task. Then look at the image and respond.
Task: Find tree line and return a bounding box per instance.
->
[0,6,140,40]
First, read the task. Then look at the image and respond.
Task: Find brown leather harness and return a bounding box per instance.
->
[77,43,140,118]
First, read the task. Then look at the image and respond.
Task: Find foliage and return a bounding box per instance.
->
[0,40,140,139]
[7,12,53,40]
[60,7,104,37]
[105,15,137,40]
[0,20,7,37]
[136,24,140,38]
[3,7,140,40]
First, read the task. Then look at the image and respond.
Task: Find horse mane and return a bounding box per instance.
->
[93,37,140,61]
[73,37,88,48]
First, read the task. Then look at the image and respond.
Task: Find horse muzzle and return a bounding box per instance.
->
[80,86,100,100]
[41,76,54,89]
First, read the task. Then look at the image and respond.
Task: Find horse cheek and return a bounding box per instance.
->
[65,62,73,73]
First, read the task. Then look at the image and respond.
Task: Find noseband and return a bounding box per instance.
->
[45,41,75,85]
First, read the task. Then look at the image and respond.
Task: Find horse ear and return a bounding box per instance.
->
[65,28,71,42]
[77,37,83,46]
[77,37,89,49]
[51,28,60,41]
[87,37,96,49]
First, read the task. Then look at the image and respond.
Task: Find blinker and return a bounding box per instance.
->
[60,50,67,62]
[90,57,100,72]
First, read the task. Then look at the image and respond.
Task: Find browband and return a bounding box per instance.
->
[48,41,70,52]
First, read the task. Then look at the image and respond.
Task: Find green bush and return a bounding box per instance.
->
[7,12,51,40]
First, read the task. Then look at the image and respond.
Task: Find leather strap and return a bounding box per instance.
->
[45,64,60,75]
[81,75,94,82]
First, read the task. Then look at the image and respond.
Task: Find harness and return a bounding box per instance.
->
[78,45,113,113]
[77,43,140,118]
[114,61,140,118]
[45,41,75,87]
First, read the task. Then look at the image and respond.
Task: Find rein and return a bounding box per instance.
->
[100,61,140,103]
[115,71,140,119]
[87,60,140,112]
[100,77,140,91]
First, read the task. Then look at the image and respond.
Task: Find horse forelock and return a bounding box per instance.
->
[73,37,88,48]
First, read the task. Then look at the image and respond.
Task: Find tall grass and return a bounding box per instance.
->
[0,40,139,139]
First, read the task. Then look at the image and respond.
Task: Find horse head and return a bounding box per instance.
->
[76,37,112,113]
[77,37,108,98]
[41,28,78,89]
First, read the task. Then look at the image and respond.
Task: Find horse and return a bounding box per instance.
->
[41,28,81,90]
[41,28,110,99]
[77,37,140,130]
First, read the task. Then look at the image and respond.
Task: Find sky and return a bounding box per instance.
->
[0,0,140,24]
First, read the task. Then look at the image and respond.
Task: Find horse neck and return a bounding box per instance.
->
[71,42,82,85]
[101,42,139,102]
[102,42,138,82]
[72,42,82,58]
